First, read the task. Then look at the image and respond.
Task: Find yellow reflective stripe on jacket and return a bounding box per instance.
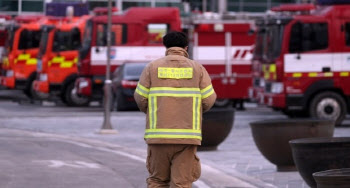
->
[192,97,200,130]
[149,96,157,129]
[145,129,202,140]
[149,87,201,97]
[147,86,202,132]
[135,83,149,98]
[201,84,214,99]
[158,67,193,79]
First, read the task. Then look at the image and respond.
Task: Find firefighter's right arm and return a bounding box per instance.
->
[134,64,151,114]
[199,65,216,113]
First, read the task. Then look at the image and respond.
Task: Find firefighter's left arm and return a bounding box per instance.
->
[134,64,151,113]
[199,65,217,113]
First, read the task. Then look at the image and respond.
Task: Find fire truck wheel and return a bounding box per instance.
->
[309,92,346,126]
[64,82,89,107]
[214,99,232,108]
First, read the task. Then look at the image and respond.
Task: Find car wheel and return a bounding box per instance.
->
[309,91,346,126]
[64,82,89,106]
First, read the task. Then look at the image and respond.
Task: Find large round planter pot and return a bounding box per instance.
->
[199,108,235,151]
[290,137,350,188]
[250,119,334,172]
[313,168,350,188]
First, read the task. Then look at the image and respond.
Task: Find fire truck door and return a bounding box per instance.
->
[338,21,350,94]
[285,22,332,75]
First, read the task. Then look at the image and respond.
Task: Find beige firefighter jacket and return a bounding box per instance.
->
[134,47,216,145]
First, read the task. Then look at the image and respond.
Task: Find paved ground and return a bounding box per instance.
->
[1,90,350,188]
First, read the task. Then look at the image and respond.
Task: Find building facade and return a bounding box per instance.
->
[0,0,309,16]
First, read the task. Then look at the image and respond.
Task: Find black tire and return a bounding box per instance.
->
[309,92,346,126]
[23,74,36,98]
[64,82,89,107]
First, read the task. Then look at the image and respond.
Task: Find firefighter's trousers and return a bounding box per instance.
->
[146,144,201,188]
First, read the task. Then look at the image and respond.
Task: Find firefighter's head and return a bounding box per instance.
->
[163,31,189,51]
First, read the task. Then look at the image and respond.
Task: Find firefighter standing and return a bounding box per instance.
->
[134,32,216,187]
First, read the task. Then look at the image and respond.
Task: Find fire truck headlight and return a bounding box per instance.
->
[259,78,265,88]
[271,82,284,94]
[39,73,48,81]
[6,70,13,77]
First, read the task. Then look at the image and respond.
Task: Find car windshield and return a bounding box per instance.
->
[265,24,285,61]
[124,64,147,77]
[18,29,41,50]
[52,28,81,52]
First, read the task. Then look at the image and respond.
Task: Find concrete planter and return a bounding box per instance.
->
[290,137,350,188]
[313,168,350,188]
[250,119,334,172]
[199,108,235,151]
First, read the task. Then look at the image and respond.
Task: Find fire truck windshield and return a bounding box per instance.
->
[5,26,18,53]
[265,24,284,62]
[18,29,41,50]
[52,28,81,52]
[80,20,92,60]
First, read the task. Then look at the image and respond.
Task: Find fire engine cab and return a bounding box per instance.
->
[256,2,350,125]
[33,15,91,106]
[0,16,51,97]
[75,7,182,101]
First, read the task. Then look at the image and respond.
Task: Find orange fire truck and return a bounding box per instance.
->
[74,7,256,109]
[254,2,350,125]
[33,15,91,106]
[0,16,53,97]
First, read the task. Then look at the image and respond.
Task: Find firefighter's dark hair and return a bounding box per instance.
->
[162,31,189,49]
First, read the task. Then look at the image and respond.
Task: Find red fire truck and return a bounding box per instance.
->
[0,16,52,97]
[33,15,91,106]
[75,7,255,109]
[248,18,267,104]
[75,7,182,102]
[255,2,350,125]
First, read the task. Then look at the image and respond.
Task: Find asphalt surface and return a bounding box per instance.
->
[0,129,147,188]
[1,89,350,188]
